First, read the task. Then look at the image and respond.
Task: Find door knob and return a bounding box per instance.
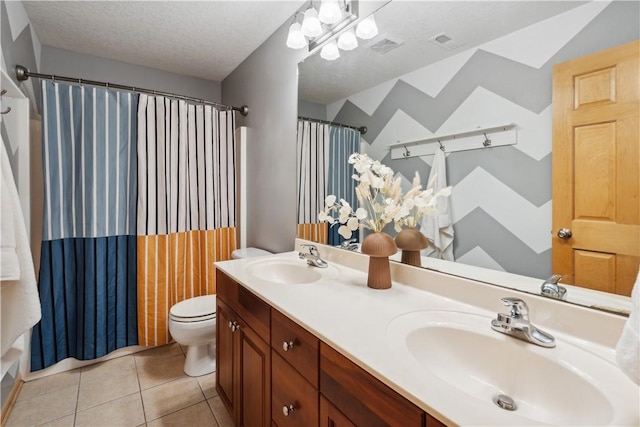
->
[557,228,572,239]
[282,404,295,416]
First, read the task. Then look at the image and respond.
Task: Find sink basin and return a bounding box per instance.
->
[387,310,639,426]
[246,258,338,285]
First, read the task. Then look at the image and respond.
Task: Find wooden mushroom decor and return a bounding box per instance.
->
[360,232,397,289]
[395,228,428,267]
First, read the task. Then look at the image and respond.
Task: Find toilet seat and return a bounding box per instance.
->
[170,295,216,323]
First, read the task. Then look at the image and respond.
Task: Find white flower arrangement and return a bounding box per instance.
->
[318,153,451,239]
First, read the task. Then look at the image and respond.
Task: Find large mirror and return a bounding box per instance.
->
[296,0,640,314]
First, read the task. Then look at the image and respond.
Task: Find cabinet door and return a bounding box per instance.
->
[216,300,238,418]
[320,395,355,427]
[239,319,271,427]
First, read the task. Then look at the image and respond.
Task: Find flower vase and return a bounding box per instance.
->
[360,232,397,289]
[395,228,428,267]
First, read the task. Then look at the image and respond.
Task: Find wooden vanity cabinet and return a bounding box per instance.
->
[216,270,271,427]
[216,271,447,427]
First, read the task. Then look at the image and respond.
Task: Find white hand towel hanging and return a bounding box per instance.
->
[616,266,640,384]
[0,138,41,359]
[420,147,455,261]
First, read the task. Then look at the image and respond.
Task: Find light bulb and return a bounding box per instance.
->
[301,7,322,38]
[318,0,342,25]
[356,15,378,40]
[286,22,307,49]
[337,29,357,51]
[320,41,340,61]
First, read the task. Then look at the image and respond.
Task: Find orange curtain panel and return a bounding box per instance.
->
[137,95,237,346]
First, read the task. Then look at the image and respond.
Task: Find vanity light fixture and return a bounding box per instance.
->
[286,21,308,49]
[337,28,358,50]
[301,6,323,38]
[320,40,340,60]
[356,15,378,40]
[318,0,343,25]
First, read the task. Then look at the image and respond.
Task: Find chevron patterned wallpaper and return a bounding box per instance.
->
[327,1,639,279]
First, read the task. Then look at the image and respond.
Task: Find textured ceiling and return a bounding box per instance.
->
[23,0,304,82]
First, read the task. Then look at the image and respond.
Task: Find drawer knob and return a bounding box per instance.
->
[282,340,295,352]
[282,404,295,416]
[228,321,240,332]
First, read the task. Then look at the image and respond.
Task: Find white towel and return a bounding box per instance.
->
[420,148,455,261]
[616,266,640,384]
[0,139,41,358]
[1,159,20,280]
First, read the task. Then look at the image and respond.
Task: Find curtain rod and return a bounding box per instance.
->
[15,64,249,116]
[298,115,367,135]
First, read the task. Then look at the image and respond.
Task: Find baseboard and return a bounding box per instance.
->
[1,373,23,426]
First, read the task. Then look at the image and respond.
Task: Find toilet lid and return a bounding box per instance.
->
[170,294,216,320]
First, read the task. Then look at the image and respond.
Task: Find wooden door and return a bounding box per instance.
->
[216,300,237,418]
[320,395,356,427]
[239,319,271,427]
[552,40,640,296]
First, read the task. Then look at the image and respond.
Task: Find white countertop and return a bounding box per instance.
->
[215,240,637,426]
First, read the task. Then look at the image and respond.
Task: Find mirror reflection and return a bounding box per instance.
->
[296,0,640,314]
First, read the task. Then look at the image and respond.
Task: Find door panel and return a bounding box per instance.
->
[552,40,640,296]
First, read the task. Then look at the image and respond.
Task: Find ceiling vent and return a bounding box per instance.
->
[366,35,404,55]
[429,33,464,51]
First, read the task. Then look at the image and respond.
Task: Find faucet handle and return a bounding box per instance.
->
[500,297,529,319]
[300,243,319,255]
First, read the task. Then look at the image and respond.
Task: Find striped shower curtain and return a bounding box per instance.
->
[136,95,237,347]
[31,81,139,371]
[296,120,361,245]
[296,120,329,243]
[327,126,360,246]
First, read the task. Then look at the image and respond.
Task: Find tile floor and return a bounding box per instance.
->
[6,343,232,427]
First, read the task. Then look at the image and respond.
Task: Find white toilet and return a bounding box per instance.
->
[169,294,217,377]
[168,248,271,376]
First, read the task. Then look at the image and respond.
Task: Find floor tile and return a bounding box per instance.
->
[208,396,234,427]
[19,369,81,401]
[6,384,78,426]
[74,392,145,427]
[142,377,205,421]
[36,414,75,427]
[147,400,218,427]
[77,366,140,411]
[134,343,183,366]
[137,353,187,390]
[80,355,137,383]
[196,371,217,399]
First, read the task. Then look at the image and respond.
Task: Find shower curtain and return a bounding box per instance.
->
[32,83,237,370]
[296,120,329,243]
[136,95,236,346]
[296,120,360,245]
[31,81,139,371]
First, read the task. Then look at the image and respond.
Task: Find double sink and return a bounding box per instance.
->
[237,255,639,426]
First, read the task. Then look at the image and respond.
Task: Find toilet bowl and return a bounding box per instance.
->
[168,294,217,377]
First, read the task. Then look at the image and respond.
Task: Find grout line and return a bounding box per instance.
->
[134,354,146,425]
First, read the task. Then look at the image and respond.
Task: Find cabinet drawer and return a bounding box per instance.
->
[271,309,319,387]
[216,269,270,341]
[272,351,319,427]
[320,343,425,427]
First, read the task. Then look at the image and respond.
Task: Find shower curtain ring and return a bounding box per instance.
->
[482,133,492,147]
[403,145,411,158]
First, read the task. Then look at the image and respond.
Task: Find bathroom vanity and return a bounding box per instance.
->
[214,239,639,426]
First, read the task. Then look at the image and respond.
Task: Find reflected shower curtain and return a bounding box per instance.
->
[136,95,236,346]
[31,81,139,371]
[327,126,360,246]
[296,120,329,243]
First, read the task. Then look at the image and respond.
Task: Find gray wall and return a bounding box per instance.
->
[221,23,306,254]
[41,46,221,104]
[298,100,326,121]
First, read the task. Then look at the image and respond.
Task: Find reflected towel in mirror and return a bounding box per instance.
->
[616,266,640,384]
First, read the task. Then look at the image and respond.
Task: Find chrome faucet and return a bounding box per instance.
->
[337,238,359,251]
[491,297,555,348]
[541,274,567,299]
[298,244,328,268]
